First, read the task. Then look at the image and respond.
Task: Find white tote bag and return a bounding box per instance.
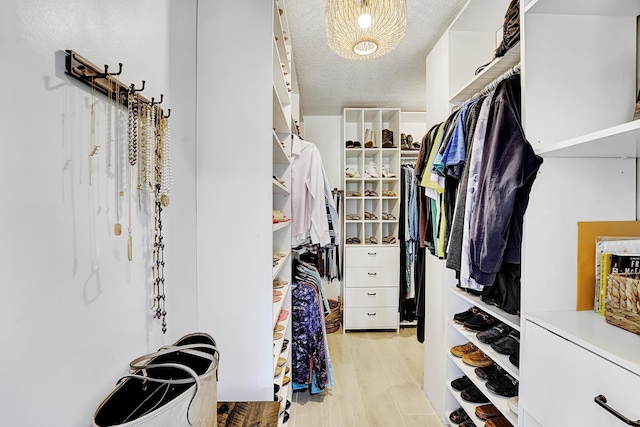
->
[92,333,219,427]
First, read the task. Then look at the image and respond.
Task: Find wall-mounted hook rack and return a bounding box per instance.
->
[163,109,171,119]
[65,50,168,114]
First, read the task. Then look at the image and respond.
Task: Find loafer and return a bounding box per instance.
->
[486,416,514,427]
[460,384,489,404]
[475,364,504,380]
[448,407,470,424]
[475,403,501,420]
[450,375,473,391]
[453,306,482,324]
[491,330,520,355]
[462,350,494,367]
[486,373,519,397]
[450,342,478,358]
[476,323,512,344]
[464,312,499,332]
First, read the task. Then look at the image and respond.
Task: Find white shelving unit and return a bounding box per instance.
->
[342,108,402,331]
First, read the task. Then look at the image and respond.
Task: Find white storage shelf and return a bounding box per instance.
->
[449,42,520,105]
[449,287,521,331]
[447,353,519,426]
[272,222,289,232]
[273,179,290,195]
[448,320,519,379]
[272,251,290,279]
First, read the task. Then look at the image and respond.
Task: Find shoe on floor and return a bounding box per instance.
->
[463,311,499,332]
[476,323,512,344]
[491,330,520,355]
[474,364,504,380]
[486,416,514,427]
[450,342,478,358]
[448,407,470,424]
[450,375,473,391]
[460,383,489,404]
[453,306,481,324]
[462,350,494,367]
[475,403,501,420]
[486,373,519,397]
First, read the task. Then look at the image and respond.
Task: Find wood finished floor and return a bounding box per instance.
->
[288,327,444,427]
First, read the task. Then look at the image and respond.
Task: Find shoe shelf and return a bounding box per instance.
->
[445,384,485,427]
[272,282,290,327]
[273,221,290,232]
[447,353,519,426]
[272,39,290,106]
[272,86,290,135]
[273,314,290,374]
[447,320,519,380]
[272,130,290,164]
[449,286,520,331]
[273,178,290,195]
[272,251,291,279]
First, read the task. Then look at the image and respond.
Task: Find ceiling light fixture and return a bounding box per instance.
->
[325,0,407,60]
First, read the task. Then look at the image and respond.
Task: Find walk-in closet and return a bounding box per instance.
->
[4,1,640,426]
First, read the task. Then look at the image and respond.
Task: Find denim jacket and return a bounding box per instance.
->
[469,76,543,285]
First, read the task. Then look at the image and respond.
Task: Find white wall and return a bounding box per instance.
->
[0,1,198,425]
[304,115,343,191]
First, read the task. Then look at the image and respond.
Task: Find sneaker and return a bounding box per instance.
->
[345,167,361,178]
[476,323,512,344]
[365,161,379,178]
[381,165,396,177]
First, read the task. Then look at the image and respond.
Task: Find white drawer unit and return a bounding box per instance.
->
[522,312,640,427]
[345,287,398,308]
[345,246,400,267]
[343,307,399,330]
[344,266,399,288]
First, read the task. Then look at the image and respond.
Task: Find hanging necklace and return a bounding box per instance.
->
[151,104,167,333]
[89,78,100,185]
[114,76,122,236]
[127,91,138,261]
[159,115,172,206]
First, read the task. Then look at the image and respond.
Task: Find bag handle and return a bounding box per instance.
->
[117,362,200,426]
[129,343,220,372]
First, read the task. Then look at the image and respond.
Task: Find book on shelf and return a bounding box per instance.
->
[594,237,640,315]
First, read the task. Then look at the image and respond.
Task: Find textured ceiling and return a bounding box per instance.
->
[284,0,468,116]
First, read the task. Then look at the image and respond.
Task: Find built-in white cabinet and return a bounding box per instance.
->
[342,108,401,331]
[425,0,640,426]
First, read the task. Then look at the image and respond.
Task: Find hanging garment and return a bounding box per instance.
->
[468,75,543,285]
[291,135,332,247]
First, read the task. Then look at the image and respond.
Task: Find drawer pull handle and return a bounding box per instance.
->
[594,395,640,426]
[367,272,377,276]
[367,292,377,296]
[367,313,377,316]
[367,252,377,256]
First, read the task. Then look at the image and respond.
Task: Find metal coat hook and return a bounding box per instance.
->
[104,63,123,76]
[130,80,146,93]
[151,97,156,107]
[163,109,171,119]
[157,94,164,104]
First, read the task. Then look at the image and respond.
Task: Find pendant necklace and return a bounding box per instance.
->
[127,91,138,261]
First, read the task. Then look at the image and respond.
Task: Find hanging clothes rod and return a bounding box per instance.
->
[457,62,521,109]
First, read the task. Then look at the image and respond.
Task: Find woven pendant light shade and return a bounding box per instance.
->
[325,0,407,60]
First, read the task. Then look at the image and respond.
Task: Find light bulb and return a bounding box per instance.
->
[358,13,372,29]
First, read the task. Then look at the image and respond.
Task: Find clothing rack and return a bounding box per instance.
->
[456,62,521,109]
[401,158,416,166]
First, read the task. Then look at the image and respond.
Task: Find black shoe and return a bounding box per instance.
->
[459,421,476,427]
[509,351,519,367]
[491,330,520,355]
[448,407,470,424]
[474,364,504,380]
[460,384,490,404]
[464,311,499,331]
[486,373,519,397]
[476,323,512,344]
[453,306,481,324]
[450,375,473,391]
